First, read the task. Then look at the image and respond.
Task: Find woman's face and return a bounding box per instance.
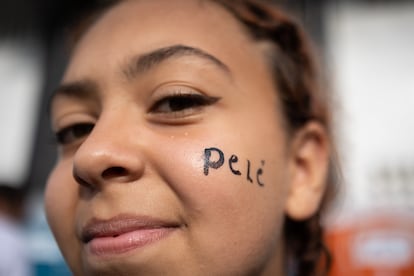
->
[46,0,295,275]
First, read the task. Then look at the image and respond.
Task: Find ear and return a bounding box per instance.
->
[285,122,330,221]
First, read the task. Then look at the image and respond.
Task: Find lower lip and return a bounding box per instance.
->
[87,227,177,257]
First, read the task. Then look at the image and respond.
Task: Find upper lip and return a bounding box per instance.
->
[81,214,181,243]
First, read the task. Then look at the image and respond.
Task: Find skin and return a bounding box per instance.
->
[46,0,329,275]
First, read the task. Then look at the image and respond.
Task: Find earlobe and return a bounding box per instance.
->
[285,122,330,221]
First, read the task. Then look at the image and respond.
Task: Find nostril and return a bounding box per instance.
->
[73,168,94,189]
[101,166,128,179]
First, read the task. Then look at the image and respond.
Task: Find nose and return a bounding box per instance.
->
[72,119,145,190]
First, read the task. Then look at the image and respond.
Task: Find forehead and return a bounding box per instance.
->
[64,0,272,83]
[78,0,245,47]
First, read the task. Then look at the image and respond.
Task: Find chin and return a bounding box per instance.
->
[78,258,184,276]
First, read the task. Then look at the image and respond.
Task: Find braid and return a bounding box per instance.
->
[284,215,332,275]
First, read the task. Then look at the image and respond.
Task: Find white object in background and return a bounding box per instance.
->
[0,215,32,276]
[0,38,44,186]
[326,2,414,214]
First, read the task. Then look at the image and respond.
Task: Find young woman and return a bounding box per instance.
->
[46,0,336,275]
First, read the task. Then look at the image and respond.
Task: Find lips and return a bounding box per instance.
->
[81,215,180,256]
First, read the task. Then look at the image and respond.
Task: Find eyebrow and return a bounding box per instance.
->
[48,80,99,114]
[123,44,231,80]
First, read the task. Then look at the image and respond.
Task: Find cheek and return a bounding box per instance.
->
[44,160,81,271]
[45,161,74,228]
[151,135,289,266]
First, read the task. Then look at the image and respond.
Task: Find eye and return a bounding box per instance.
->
[55,123,94,145]
[149,92,220,116]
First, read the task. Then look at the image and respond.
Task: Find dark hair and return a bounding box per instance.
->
[66,0,336,275]
[0,185,27,220]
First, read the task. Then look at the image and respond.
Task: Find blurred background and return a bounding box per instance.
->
[0,0,413,275]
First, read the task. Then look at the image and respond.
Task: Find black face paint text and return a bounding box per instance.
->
[203,147,265,187]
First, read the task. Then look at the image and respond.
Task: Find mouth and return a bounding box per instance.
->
[81,214,181,257]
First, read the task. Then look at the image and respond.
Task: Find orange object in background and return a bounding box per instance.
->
[326,211,414,276]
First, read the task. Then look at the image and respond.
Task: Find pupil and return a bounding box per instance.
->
[74,124,93,137]
[169,97,197,111]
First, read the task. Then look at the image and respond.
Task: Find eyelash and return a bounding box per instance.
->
[54,92,220,145]
[149,92,220,116]
[55,123,94,145]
